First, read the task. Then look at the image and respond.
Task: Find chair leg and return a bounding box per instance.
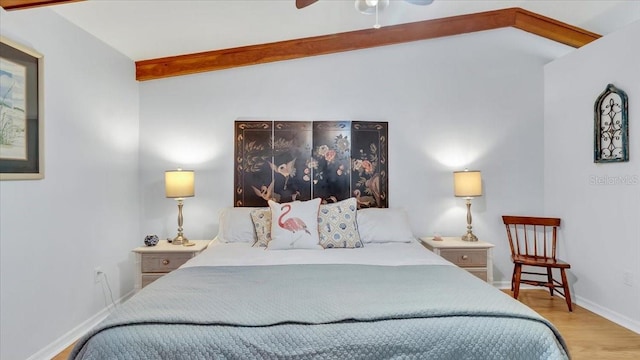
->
[547,268,554,296]
[513,264,522,300]
[511,266,517,291]
[560,268,573,312]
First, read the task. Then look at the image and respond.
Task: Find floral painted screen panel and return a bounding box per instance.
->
[351,121,388,208]
[234,120,388,208]
[234,121,274,206]
[273,121,313,202]
[594,84,629,163]
[312,121,352,203]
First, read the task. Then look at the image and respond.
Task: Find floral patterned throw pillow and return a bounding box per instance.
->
[318,197,363,248]
[250,208,272,247]
[267,198,322,250]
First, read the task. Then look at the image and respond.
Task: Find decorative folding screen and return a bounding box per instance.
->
[235,120,388,208]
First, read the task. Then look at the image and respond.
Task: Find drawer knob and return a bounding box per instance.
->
[162,259,170,265]
[461,255,469,260]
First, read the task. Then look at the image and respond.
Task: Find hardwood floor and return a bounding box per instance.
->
[52,345,72,360]
[53,289,639,359]
[508,289,640,359]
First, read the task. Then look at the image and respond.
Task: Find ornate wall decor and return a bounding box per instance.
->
[235,120,388,208]
[594,84,629,163]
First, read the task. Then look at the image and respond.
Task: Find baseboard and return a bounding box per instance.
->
[26,290,135,360]
[492,281,640,334]
[575,295,640,334]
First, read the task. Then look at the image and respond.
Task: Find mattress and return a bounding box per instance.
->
[183,237,454,267]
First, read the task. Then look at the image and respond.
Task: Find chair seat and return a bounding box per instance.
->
[512,255,571,268]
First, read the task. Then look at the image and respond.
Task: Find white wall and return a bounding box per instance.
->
[139,28,571,286]
[0,8,140,360]
[544,20,640,332]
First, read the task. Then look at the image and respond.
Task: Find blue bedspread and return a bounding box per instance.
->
[71,264,569,359]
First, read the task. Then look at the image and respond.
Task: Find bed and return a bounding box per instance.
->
[70,203,569,360]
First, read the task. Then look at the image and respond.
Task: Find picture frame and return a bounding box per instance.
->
[0,36,44,180]
[594,83,629,163]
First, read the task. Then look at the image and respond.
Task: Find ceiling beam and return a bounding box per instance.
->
[512,8,599,48]
[0,0,83,11]
[135,7,600,81]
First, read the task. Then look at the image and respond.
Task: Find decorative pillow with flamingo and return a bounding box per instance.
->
[318,197,363,248]
[267,198,322,250]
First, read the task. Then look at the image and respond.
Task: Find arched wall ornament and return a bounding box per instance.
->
[594,84,629,163]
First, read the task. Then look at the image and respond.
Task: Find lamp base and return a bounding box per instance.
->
[461,197,478,241]
[461,232,478,242]
[172,235,195,246]
[172,198,195,246]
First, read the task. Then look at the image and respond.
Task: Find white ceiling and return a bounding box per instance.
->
[50,0,640,61]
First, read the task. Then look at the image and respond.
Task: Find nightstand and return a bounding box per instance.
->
[420,237,495,284]
[132,240,211,289]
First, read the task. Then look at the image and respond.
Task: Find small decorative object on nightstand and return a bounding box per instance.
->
[144,234,159,246]
[132,240,211,289]
[420,236,494,283]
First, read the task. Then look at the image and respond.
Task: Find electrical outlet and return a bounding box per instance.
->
[623,271,633,287]
[94,267,103,283]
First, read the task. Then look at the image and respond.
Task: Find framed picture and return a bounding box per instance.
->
[0,36,44,180]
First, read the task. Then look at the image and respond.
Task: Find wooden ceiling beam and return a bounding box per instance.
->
[0,0,83,11]
[512,8,600,48]
[130,7,596,81]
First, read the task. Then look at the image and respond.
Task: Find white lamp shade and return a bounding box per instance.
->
[454,170,482,197]
[165,170,195,198]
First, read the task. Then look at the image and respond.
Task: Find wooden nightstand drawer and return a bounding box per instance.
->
[133,240,211,290]
[141,253,193,273]
[419,237,495,284]
[141,274,164,287]
[467,268,488,281]
[439,248,487,267]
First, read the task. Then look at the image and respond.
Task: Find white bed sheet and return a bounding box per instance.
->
[182,238,453,268]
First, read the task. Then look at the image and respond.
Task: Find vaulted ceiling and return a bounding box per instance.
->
[133,8,600,81]
[3,0,639,81]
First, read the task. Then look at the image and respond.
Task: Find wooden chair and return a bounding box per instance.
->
[502,216,573,311]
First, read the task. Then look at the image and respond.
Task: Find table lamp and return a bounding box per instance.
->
[165,169,195,246]
[454,169,482,241]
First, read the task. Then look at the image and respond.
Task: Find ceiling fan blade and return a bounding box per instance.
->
[0,0,84,11]
[405,0,434,4]
[296,0,318,9]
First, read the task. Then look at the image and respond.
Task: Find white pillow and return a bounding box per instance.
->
[217,207,263,244]
[356,208,415,243]
[267,198,322,250]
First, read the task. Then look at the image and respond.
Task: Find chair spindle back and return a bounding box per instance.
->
[502,216,561,260]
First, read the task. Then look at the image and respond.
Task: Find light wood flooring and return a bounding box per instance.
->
[509,289,640,359]
[53,289,639,359]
